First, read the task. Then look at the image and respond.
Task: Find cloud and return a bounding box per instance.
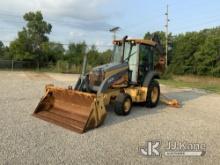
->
[70,30,85,37]
[0,0,114,31]
[0,0,116,49]
[62,19,112,31]
[0,0,110,21]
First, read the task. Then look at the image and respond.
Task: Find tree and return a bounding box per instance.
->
[9,11,52,67]
[165,27,220,76]
[65,42,87,65]
[87,45,99,66]
[0,41,9,59]
[194,35,220,75]
[169,32,206,74]
[99,49,112,64]
[0,41,4,57]
[41,42,65,63]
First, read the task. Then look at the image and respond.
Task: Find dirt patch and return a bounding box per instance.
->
[25,72,53,81]
[47,73,79,82]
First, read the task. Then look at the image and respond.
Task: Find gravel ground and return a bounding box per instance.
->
[0,71,220,165]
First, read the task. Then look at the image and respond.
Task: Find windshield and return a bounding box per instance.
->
[111,42,137,63]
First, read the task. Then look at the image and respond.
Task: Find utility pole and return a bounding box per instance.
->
[165,4,169,68]
[109,27,120,41]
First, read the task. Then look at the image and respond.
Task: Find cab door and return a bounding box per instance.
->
[139,44,154,83]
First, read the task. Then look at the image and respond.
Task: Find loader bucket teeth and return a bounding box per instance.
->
[33,86,107,133]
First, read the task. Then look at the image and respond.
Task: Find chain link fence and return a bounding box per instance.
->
[0,59,219,77]
[0,59,91,73]
[0,60,38,70]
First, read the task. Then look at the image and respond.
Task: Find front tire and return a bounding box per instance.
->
[146,80,160,108]
[114,93,132,116]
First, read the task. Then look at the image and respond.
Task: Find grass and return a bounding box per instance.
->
[159,75,220,93]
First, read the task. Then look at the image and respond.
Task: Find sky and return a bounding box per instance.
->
[0,0,220,51]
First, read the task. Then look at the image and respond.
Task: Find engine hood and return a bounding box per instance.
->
[88,62,129,91]
[91,62,128,73]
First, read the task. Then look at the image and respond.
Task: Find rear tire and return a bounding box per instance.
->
[114,93,132,116]
[146,80,160,108]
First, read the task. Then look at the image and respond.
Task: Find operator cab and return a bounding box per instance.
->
[112,39,157,85]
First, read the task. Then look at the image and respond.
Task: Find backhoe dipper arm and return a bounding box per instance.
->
[152,34,165,57]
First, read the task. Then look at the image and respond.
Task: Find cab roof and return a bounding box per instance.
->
[113,39,156,46]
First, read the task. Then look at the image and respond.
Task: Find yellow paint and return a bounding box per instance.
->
[124,87,148,102]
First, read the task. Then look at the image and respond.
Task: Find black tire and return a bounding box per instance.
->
[114,93,132,116]
[146,80,160,108]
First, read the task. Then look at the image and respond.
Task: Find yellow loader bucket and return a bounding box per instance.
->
[33,85,107,133]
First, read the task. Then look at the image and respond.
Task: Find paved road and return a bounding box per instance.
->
[0,71,219,165]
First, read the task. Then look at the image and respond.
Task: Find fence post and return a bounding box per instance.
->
[58,61,60,72]
[11,59,14,71]
[37,60,39,71]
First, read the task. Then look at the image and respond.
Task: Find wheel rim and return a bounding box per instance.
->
[124,98,131,112]
[151,87,158,103]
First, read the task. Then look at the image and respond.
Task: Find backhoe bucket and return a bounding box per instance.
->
[33,85,107,133]
[160,94,181,108]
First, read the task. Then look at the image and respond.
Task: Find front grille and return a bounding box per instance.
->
[89,72,104,86]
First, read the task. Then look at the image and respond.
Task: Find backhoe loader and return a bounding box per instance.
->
[33,35,178,133]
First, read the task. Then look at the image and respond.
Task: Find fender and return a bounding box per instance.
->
[143,71,160,87]
[98,70,128,94]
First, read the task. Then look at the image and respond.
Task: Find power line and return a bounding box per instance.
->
[1,8,220,43]
[0,39,112,48]
[0,11,113,32]
[0,9,214,31]
[130,13,220,37]
[171,17,220,32]
[120,1,182,33]
[165,4,169,68]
